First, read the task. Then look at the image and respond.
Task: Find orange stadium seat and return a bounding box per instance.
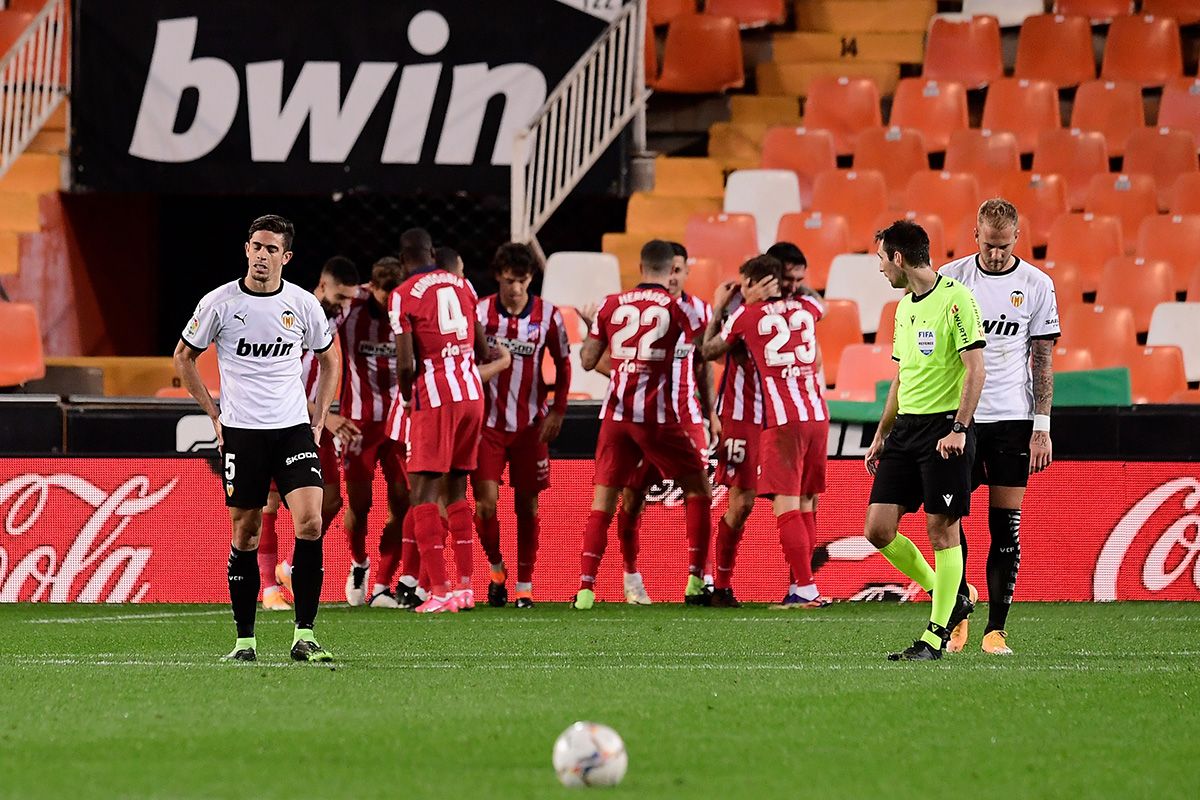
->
[1053,0,1134,21]
[1033,129,1110,210]
[923,16,1004,89]
[1101,15,1184,88]
[705,0,786,28]
[684,213,759,275]
[1123,127,1199,210]
[558,306,587,344]
[1054,346,1095,372]
[981,78,1062,154]
[1190,264,1200,300]
[811,169,890,251]
[651,14,744,93]
[648,0,696,27]
[1138,213,1200,294]
[1014,14,1096,88]
[760,127,837,208]
[0,301,45,387]
[951,214,1035,261]
[1171,173,1200,214]
[626,193,723,236]
[830,344,896,401]
[944,129,1021,199]
[999,172,1069,249]
[1170,388,1200,403]
[1043,259,1086,308]
[604,233,661,288]
[874,300,899,348]
[683,256,726,305]
[803,76,883,156]
[814,299,863,387]
[1143,0,1200,25]
[1046,212,1125,293]
[774,211,851,291]
[888,78,969,154]
[1070,80,1144,158]
[645,22,658,83]
[903,171,981,244]
[1084,173,1160,252]
[1058,303,1140,368]
[653,156,724,198]
[872,210,948,262]
[1158,79,1200,146]
[1129,346,1189,403]
[196,347,221,393]
[852,126,929,209]
[1095,256,1178,332]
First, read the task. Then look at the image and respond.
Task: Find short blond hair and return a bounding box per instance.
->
[978,198,1018,230]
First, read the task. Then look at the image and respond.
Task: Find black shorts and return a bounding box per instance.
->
[220,423,325,509]
[972,420,1033,489]
[869,412,976,518]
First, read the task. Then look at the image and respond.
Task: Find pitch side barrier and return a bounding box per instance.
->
[0,397,1198,603]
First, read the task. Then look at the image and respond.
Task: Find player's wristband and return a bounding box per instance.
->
[1033,414,1051,433]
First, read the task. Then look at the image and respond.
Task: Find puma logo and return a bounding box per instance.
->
[943,494,953,506]
[233,313,247,325]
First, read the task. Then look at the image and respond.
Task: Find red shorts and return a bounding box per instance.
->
[407,400,484,474]
[595,420,706,488]
[625,423,708,489]
[715,416,762,491]
[800,418,829,496]
[343,419,407,487]
[474,424,551,493]
[757,419,827,497]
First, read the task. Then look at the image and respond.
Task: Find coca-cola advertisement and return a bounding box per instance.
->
[1,458,1198,603]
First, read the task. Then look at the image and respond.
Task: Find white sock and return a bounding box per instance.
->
[624,571,641,580]
[352,558,369,569]
[371,583,388,596]
[788,583,801,595]
[398,574,418,588]
[796,583,819,601]
[515,581,532,593]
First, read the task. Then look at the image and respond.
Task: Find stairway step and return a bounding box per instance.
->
[26,128,65,154]
[0,231,18,275]
[773,31,925,64]
[0,192,41,232]
[795,0,935,33]
[0,152,60,192]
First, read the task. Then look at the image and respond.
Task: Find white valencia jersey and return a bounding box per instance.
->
[182,279,333,429]
[938,255,1060,422]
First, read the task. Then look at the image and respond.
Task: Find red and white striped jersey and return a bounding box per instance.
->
[590,283,701,425]
[384,400,411,447]
[717,349,764,425]
[476,294,571,432]
[669,293,712,425]
[388,268,483,411]
[299,331,341,405]
[717,294,827,428]
[336,289,397,422]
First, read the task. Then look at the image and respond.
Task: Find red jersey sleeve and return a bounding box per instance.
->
[800,294,825,323]
[718,305,749,345]
[589,296,616,344]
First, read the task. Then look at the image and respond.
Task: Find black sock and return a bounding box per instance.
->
[986,507,1021,632]
[957,518,970,598]
[227,546,259,639]
[292,536,324,630]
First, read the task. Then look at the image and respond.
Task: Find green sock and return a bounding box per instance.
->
[235,636,256,651]
[922,545,964,648]
[877,534,936,592]
[292,627,316,646]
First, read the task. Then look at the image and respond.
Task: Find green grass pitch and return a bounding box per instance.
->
[1,602,1196,799]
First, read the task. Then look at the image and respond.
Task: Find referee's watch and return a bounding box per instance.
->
[951,421,969,434]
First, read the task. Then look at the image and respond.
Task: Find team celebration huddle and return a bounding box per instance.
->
[175,196,1056,664]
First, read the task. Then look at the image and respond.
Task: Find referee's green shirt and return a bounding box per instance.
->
[891,275,986,415]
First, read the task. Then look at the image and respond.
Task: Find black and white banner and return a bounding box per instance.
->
[72,0,616,193]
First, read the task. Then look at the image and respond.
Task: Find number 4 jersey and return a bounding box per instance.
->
[717,294,827,428]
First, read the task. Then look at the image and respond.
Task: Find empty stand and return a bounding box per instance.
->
[1147,302,1200,381]
[1033,129,1111,210]
[653,156,724,198]
[684,213,759,275]
[802,76,883,156]
[1123,127,1199,211]
[951,214,1036,262]
[1095,257,1177,333]
[1170,388,1200,404]
[730,95,801,125]
[1142,0,1200,26]
[944,129,1021,199]
[1014,14,1096,88]
[1138,213,1200,294]
[902,171,981,244]
[705,0,786,28]
[1130,346,1189,403]
[922,15,1003,88]
[874,299,899,348]
[980,78,1062,154]
[1171,173,1200,214]
[794,0,936,33]
[723,169,802,253]
[1084,173,1160,252]
[1100,15,1183,88]
[999,172,1069,249]
[774,211,852,291]
[558,306,587,344]
[652,14,745,93]
[1053,346,1095,373]
[1042,260,1085,309]
[1191,265,1200,301]
[852,126,929,209]
[1058,304,1140,368]
[1046,213,1125,293]
[963,0,1045,28]
[626,193,722,236]
[756,62,900,99]
[811,169,890,251]
[708,121,768,172]
[1070,80,1144,158]
[682,256,725,305]
[648,0,696,27]
[888,78,968,153]
[542,253,622,311]
[1053,1,1134,22]
[0,302,45,387]
[759,127,837,208]
[825,254,907,335]
[814,298,863,387]
[830,344,896,401]
[1157,79,1200,146]
[603,232,665,289]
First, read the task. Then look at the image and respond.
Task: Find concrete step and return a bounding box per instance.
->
[0,191,41,232]
[773,31,925,64]
[0,231,19,275]
[757,61,901,97]
[0,151,60,192]
[26,127,65,154]
[795,0,935,33]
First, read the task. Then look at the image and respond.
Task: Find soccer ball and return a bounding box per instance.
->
[552,721,628,788]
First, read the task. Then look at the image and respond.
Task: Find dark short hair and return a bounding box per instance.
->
[876,219,931,268]
[492,242,540,277]
[739,254,783,285]
[321,255,359,287]
[435,246,461,273]
[668,241,688,260]
[400,228,435,267]
[640,239,675,275]
[371,257,403,293]
[248,214,295,251]
[766,242,806,267]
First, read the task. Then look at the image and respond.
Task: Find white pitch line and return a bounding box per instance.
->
[25,609,232,624]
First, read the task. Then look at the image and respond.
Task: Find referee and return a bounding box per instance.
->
[174,215,340,663]
[863,220,987,662]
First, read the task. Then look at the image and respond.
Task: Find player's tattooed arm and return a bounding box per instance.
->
[173,339,223,446]
[1030,338,1054,473]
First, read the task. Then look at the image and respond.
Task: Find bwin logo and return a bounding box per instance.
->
[128,13,547,166]
[981,315,1020,336]
[236,337,296,357]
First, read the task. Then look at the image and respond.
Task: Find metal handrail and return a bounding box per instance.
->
[0,0,68,178]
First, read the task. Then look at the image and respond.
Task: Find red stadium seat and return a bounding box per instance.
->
[651,14,744,93]
[1172,173,1200,214]
[683,256,727,305]
[1158,79,1200,147]
[1129,346,1189,403]
[1101,15,1184,88]
[1043,259,1085,308]
[830,344,896,400]
[558,306,587,344]
[814,299,864,387]
[1190,264,1200,300]
[852,126,929,209]
[999,172,1069,249]
[1033,129,1111,210]
[811,169,889,251]
[903,172,982,244]
[1095,256,1178,332]
[1142,0,1200,25]
[888,78,968,154]
[874,300,899,349]
[1123,127,1199,210]
[684,213,759,275]
[1070,80,1145,157]
[872,210,948,263]
[944,129,1021,199]
[1045,213,1125,293]
[648,0,696,27]
[1053,1,1134,21]
[760,127,837,208]
[1014,14,1096,88]
[923,16,1004,89]
[1058,303,1140,368]
[803,76,883,156]
[981,78,1062,154]
[774,211,852,292]
[1083,173,1160,253]
[1137,213,1200,294]
[705,0,786,28]
[1054,346,1096,373]
[0,302,45,386]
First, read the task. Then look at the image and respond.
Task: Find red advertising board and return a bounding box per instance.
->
[1,458,1198,603]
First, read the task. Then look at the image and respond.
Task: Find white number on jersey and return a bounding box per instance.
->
[724,438,747,465]
[758,309,817,368]
[610,305,671,361]
[436,286,469,340]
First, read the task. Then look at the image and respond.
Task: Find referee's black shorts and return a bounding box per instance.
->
[971,419,1033,489]
[219,423,325,509]
[869,412,975,519]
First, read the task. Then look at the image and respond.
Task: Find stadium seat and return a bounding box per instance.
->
[981,79,1062,154]
[626,193,722,236]
[683,256,726,305]
[1058,303,1140,368]
[802,76,883,156]
[1157,79,1200,146]
[902,171,981,243]
[825,254,907,335]
[1014,14,1096,88]
[684,213,759,276]
[888,78,969,154]
[999,172,1069,249]
[648,0,696,27]
[814,298,863,386]
[1033,129,1111,211]
[604,232,671,288]
[723,169,802,253]
[944,129,1021,198]
[653,156,724,198]
[645,22,658,83]
[963,0,1045,28]
[1129,346,1189,403]
[194,347,221,393]
[774,211,851,291]
[1169,388,1200,404]
[1053,346,1095,372]
[851,126,929,209]
[705,0,786,28]
[1083,173,1160,252]
[1142,0,1200,26]
[1045,213,1125,293]
[1101,15,1184,88]
[1053,0,1134,22]
[759,127,837,208]
[1123,127,1199,210]
[874,299,899,347]
[811,169,890,252]
[730,95,801,125]
[871,210,948,263]
[651,14,745,93]
[1070,80,1144,158]
[558,306,587,344]
[1137,213,1200,294]
[1191,264,1200,301]
[1043,259,1085,308]
[1095,256,1177,332]
[922,15,1004,89]
[567,343,610,399]
[708,121,768,172]
[1147,302,1200,381]
[1171,173,1200,214]
[829,344,897,401]
[950,214,1036,261]
[0,301,45,386]
[756,62,901,99]
[542,252,622,312]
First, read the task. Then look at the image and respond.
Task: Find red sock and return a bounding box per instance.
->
[412,503,449,594]
[346,520,368,565]
[616,508,640,573]
[685,495,713,577]
[778,510,813,586]
[377,516,403,586]
[475,512,502,565]
[258,511,279,588]
[579,509,612,591]
[447,500,473,587]
[401,512,420,581]
[714,516,744,590]
[800,510,818,581]
[516,509,539,584]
